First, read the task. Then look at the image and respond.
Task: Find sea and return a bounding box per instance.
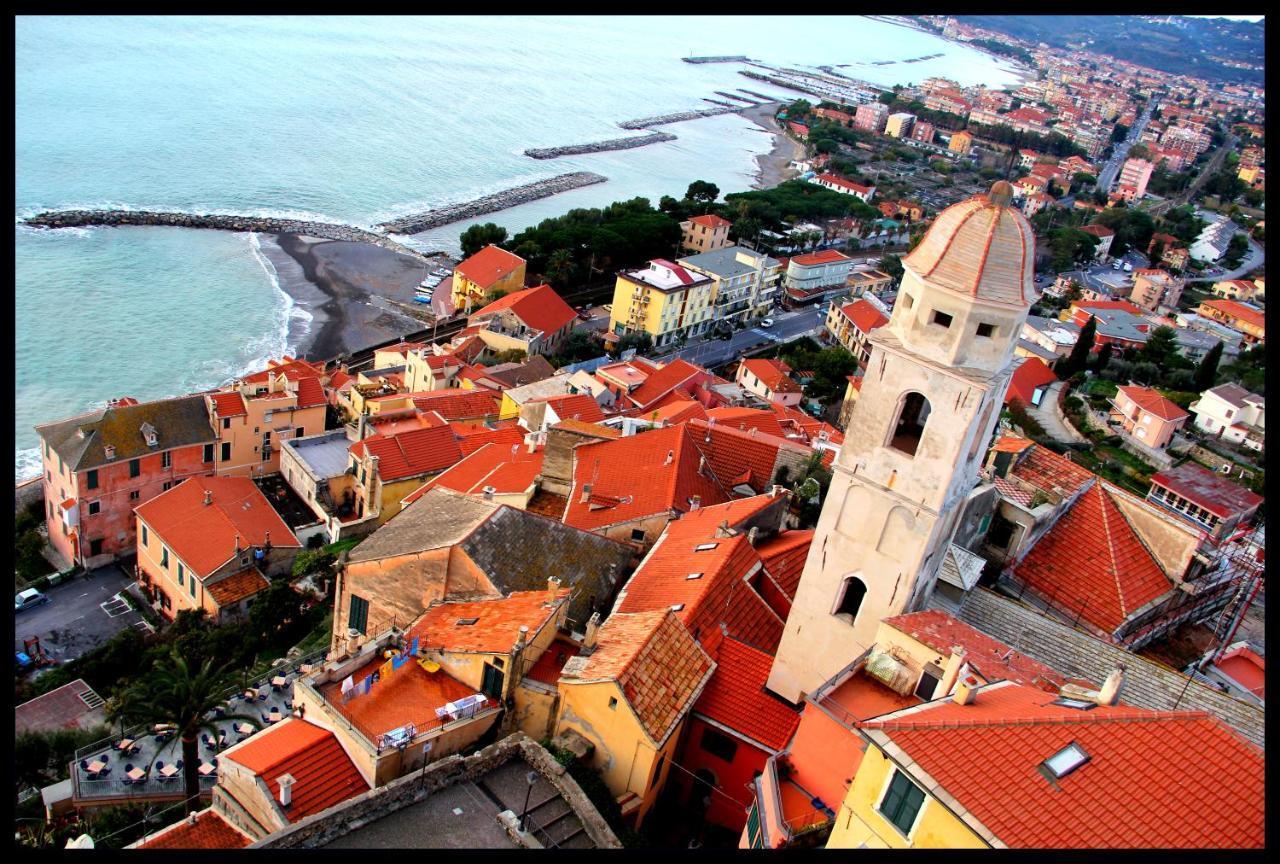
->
[15,15,1025,480]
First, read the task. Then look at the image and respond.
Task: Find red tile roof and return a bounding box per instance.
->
[1150,462,1263,518]
[540,393,605,424]
[791,249,851,266]
[705,406,789,439]
[208,391,247,418]
[695,637,801,752]
[755,529,813,601]
[648,399,708,425]
[1010,483,1173,634]
[1073,299,1146,316]
[1200,299,1264,331]
[408,388,501,421]
[1004,357,1058,407]
[294,376,327,409]
[839,298,890,335]
[449,421,525,456]
[816,173,873,195]
[472,284,576,336]
[408,590,567,655]
[883,610,1066,691]
[350,424,465,482]
[525,636,582,686]
[454,244,525,290]
[688,214,731,229]
[205,566,270,608]
[861,682,1264,849]
[999,437,1094,498]
[688,418,812,496]
[1214,645,1264,699]
[223,719,369,823]
[627,359,707,411]
[564,609,714,746]
[1116,385,1190,421]
[738,358,801,395]
[552,418,622,438]
[406,441,541,504]
[135,809,252,849]
[242,357,325,385]
[134,476,300,577]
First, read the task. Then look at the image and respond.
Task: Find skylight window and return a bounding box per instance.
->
[686,573,703,580]
[1051,697,1097,711]
[694,543,718,552]
[670,604,685,612]
[456,617,479,626]
[1043,743,1090,778]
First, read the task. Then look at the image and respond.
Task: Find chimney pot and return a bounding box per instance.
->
[547,576,561,599]
[583,612,601,650]
[1097,663,1126,706]
[747,526,759,546]
[204,489,213,506]
[277,773,295,808]
[952,674,980,706]
[664,449,674,466]
[483,485,496,501]
[579,482,593,504]
[939,647,968,696]
[689,495,701,511]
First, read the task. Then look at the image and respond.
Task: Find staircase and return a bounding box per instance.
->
[476,761,596,849]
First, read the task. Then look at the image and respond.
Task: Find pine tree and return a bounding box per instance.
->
[1059,315,1096,379]
[1193,340,1224,393]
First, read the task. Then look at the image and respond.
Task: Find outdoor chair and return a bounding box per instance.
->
[156,760,166,770]
[99,766,111,776]
[125,763,134,773]
[80,760,89,771]
[122,777,132,786]
[175,760,183,770]
[258,693,269,702]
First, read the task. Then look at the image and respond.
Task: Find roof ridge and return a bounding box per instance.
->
[867,707,1215,732]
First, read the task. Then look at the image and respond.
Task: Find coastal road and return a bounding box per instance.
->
[15,563,152,664]
[651,306,825,370]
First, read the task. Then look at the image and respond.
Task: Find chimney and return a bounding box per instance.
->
[203,489,213,506]
[104,444,116,460]
[515,625,529,650]
[527,436,538,454]
[482,485,496,501]
[689,495,701,511]
[346,628,362,656]
[747,526,759,546]
[234,534,241,554]
[770,485,785,498]
[715,519,734,538]
[187,812,198,826]
[357,412,368,440]
[664,449,674,466]
[1096,664,1126,706]
[547,576,561,601]
[579,482,593,504]
[583,612,601,650]
[952,674,981,706]
[277,773,295,809]
[939,647,967,696]
[263,530,271,552]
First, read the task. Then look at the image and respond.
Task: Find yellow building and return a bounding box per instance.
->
[948,130,973,154]
[554,609,714,827]
[207,359,328,478]
[608,259,717,349]
[451,245,527,314]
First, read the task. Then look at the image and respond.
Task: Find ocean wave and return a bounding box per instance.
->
[14,447,42,484]
[13,223,96,238]
[245,231,308,366]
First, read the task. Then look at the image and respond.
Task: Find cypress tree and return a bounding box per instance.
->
[1193,340,1224,393]
[1060,315,1096,379]
[1094,342,1114,375]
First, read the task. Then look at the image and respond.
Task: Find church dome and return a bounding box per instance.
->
[901,181,1036,307]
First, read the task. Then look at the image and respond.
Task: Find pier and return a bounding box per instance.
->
[618,106,740,129]
[376,172,608,234]
[523,132,676,160]
[681,55,750,64]
[715,90,760,104]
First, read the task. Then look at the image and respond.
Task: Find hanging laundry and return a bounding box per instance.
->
[340,675,354,693]
[410,636,420,657]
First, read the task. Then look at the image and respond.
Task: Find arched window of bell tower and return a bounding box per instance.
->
[832,575,867,624]
[889,392,932,457]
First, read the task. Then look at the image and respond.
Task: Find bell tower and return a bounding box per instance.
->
[767,182,1039,703]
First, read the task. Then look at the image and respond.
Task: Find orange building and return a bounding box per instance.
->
[207,357,328,478]
[1108,384,1190,450]
[681,214,733,254]
[1197,299,1265,346]
[451,244,527,314]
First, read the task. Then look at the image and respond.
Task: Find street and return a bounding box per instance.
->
[651,306,826,369]
[1185,232,1265,283]
[1099,99,1157,191]
[14,563,152,664]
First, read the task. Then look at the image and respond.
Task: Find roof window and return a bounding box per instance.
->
[456,617,479,626]
[695,543,718,552]
[686,573,703,580]
[1051,697,1097,711]
[670,604,685,612]
[1043,743,1090,778]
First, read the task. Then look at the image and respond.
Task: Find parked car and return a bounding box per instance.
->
[576,307,592,321]
[760,318,774,328]
[15,588,49,612]
[602,305,612,314]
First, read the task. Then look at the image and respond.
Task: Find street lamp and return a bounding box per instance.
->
[518,770,539,832]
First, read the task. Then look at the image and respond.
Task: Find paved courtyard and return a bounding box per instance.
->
[15,563,152,664]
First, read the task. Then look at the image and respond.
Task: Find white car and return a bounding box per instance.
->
[760,318,774,328]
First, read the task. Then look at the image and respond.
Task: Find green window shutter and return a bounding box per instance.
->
[189,576,196,598]
[86,469,98,490]
[348,595,369,633]
[141,525,148,546]
[880,770,926,836]
[161,547,169,568]
[178,563,184,586]
[747,802,763,848]
[129,459,140,478]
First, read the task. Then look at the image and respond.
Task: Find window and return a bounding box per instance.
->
[900,293,914,309]
[295,427,305,438]
[129,490,140,501]
[931,310,953,328]
[178,563,185,586]
[160,546,169,569]
[203,444,214,463]
[141,524,148,547]
[889,392,931,457]
[1043,743,1090,778]
[914,664,943,700]
[86,469,99,490]
[631,528,647,543]
[699,727,739,763]
[89,538,104,557]
[129,459,140,478]
[608,696,618,710]
[834,576,867,622]
[746,803,764,849]
[87,500,100,516]
[162,480,174,491]
[189,576,196,598]
[975,322,996,337]
[878,769,926,837]
[161,451,172,469]
[262,446,271,461]
[221,442,232,461]
[222,417,231,430]
[348,594,370,634]
[481,662,505,700]
[695,542,719,552]
[988,514,1017,550]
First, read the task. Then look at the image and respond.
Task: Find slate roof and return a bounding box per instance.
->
[407,590,568,654]
[694,637,801,752]
[224,719,369,824]
[347,487,500,563]
[1201,382,1255,409]
[678,245,780,279]
[134,809,252,849]
[860,681,1264,849]
[134,476,300,577]
[1010,483,1174,635]
[483,355,557,389]
[350,425,465,482]
[36,394,215,472]
[561,609,714,747]
[471,284,576,336]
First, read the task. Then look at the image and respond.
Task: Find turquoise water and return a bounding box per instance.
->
[15,15,1023,478]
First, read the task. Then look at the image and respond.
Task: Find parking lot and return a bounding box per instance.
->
[14,563,153,665]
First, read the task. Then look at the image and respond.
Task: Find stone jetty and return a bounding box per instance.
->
[618,106,739,130]
[23,209,431,260]
[376,172,607,234]
[715,90,760,104]
[738,89,775,102]
[682,55,750,64]
[703,98,737,108]
[524,132,676,160]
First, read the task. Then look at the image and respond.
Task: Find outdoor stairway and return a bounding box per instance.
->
[78,688,105,710]
[476,760,595,849]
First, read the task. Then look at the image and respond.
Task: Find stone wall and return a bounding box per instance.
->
[953,587,1265,747]
[252,733,620,848]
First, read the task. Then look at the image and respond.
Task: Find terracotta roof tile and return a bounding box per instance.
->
[1150,462,1263,518]
[705,406,789,438]
[450,422,525,456]
[1003,438,1094,497]
[1200,299,1264,331]
[471,284,576,336]
[223,719,369,823]
[241,357,325,384]
[208,391,247,418]
[862,682,1264,848]
[135,809,252,849]
[408,388,501,421]
[1116,385,1190,421]
[1005,358,1058,406]
[540,393,605,424]
[791,249,851,266]
[648,399,708,425]
[1011,483,1173,634]
[407,441,541,504]
[349,424,465,482]
[755,529,813,601]
[839,299,890,334]
[883,610,1066,691]
[407,590,566,655]
[204,566,270,608]
[627,359,707,411]
[454,245,525,290]
[552,418,622,438]
[134,476,300,576]
[294,376,327,409]
[695,637,801,751]
[688,214,732,229]
[689,418,812,496]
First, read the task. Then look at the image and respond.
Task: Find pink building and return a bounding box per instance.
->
[853,102,888,133]
[36,395,217,569]
[1117,157,1155,199]
[1109,385,1190,450]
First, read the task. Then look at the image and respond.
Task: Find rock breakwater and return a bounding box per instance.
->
[617,106,740,130]
[377,172,607,234]
[524,132,677,160]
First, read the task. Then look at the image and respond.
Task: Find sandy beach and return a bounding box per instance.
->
[741,101,807,190]
[272,233,449,362]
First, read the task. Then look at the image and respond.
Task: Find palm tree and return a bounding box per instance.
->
[545,248,576,288]
[111,650,260,813]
